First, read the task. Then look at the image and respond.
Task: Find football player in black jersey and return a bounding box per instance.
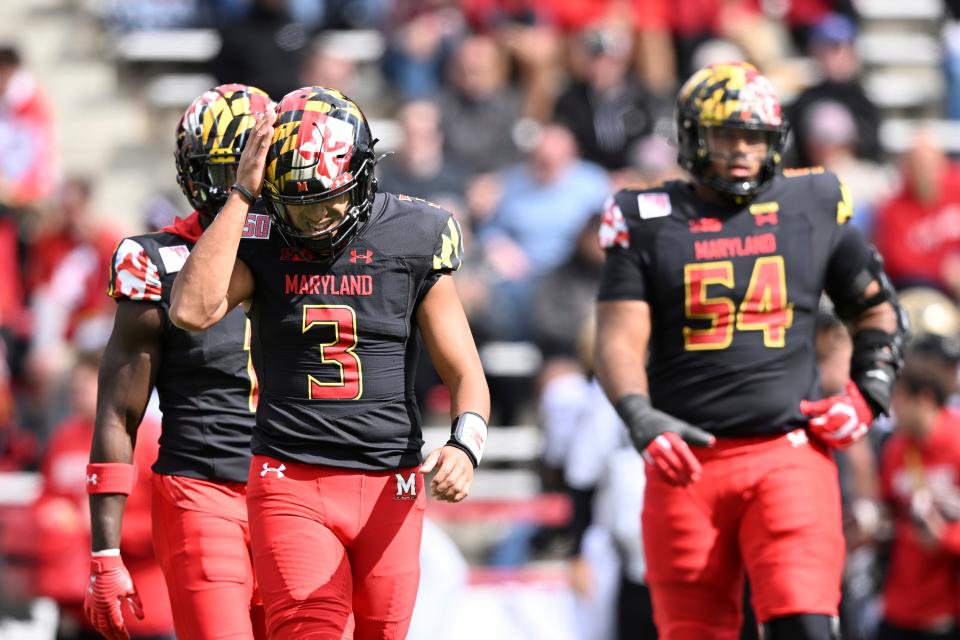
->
[170,87,490,639]
[85,85,273,640]
[594,62,907,639]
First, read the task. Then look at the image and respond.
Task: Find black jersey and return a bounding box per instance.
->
[237,192,464,470]
[597,169,873,437]
[108,211,264,482]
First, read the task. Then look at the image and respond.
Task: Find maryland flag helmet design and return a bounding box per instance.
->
[175,84,274,214]
[263,86,378,261]
[676,62,787,199]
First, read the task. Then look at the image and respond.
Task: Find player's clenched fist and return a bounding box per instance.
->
[800,380,875,449]
[83,554,144,640]
[420,446,474,502]
[615,394,715,486]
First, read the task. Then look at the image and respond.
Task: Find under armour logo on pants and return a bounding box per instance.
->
[261,463,286,478]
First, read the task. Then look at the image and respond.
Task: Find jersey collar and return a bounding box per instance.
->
[163,211,203,243]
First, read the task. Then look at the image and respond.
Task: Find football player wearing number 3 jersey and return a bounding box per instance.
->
[85,85,275,639]
[595,62,909,640]
[170,86,490,639]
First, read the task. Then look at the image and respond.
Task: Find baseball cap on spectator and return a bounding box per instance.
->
[809,13,856,48]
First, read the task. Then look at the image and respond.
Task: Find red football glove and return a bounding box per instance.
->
[83,554,144,640]
[641,431,706,487]
[800,381,875,449]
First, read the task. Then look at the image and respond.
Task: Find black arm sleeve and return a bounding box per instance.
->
[823,223,874,311]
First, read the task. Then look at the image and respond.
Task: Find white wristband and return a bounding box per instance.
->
[449,412,487,467]
[91,548,121,557]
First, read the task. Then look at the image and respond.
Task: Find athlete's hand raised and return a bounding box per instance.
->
[234,109,277,198]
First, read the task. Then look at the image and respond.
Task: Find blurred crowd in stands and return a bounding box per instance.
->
[3,0,960,638]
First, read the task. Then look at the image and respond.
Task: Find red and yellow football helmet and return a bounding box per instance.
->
[262,86,378,261]
[175,84,274,214]
[676,62,787,199]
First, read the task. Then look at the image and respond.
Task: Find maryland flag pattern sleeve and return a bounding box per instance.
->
[431,214,464,274]
[108,238,163,302]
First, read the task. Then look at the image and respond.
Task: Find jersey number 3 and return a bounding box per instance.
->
[302,305,363,400]
[683,256,793,350]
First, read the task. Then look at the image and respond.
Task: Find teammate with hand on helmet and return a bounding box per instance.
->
[170,87,489,639]
[594,62,908,639]
[85,84,273,640]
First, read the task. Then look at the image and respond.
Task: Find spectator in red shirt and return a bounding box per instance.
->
[0,45,57,209]
[0,212,26,358]
[24,177,117,296]
[24,178,122,417]
[879,351,960,640]
[874,131,960,295]
[32,349,173,639]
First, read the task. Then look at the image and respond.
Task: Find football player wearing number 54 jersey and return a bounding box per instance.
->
[595,62,909,640]
[170,87,490,639]
[85,85,274,640]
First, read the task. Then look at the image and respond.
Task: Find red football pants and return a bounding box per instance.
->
[643,429,845,640]
[246,455,426,640]
[151,474,265,640]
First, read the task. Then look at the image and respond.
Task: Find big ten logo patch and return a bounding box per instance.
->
[395,472,417,500]
[242,213,271,239]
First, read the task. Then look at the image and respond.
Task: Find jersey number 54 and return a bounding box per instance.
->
[683,256,793,350]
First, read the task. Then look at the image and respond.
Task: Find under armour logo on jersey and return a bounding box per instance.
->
[86,474,98,486]
[350,249,373,264]
[786,430,808,448]
[260,463,286,478]
[395,472,416,499]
